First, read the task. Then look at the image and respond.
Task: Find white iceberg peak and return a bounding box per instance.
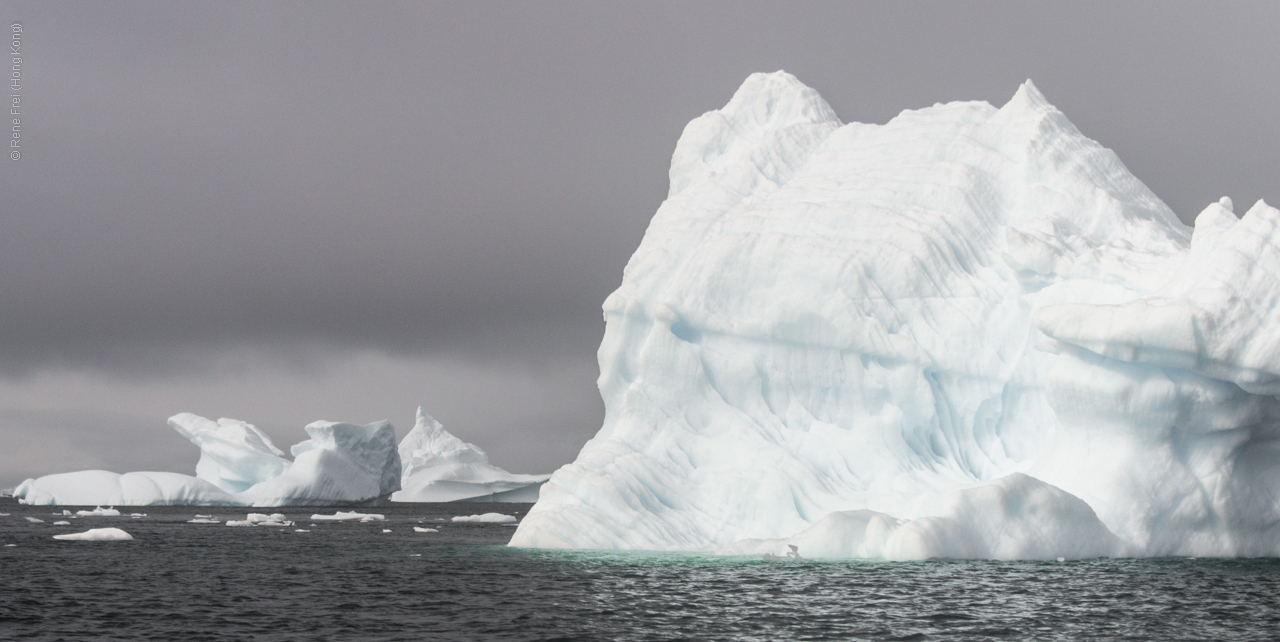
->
[510,72,1280,560]
[390,407,549,503]
[399,407,490,476]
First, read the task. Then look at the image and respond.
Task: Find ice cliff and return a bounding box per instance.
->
[509,71,1280,559]
[392,407,549,502]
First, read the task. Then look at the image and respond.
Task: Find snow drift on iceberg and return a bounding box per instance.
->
[391,407,549,502]
[510,71,1280,559]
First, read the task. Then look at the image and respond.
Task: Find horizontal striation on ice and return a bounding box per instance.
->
[1039,198,1280,394]
[510,71,1280,559]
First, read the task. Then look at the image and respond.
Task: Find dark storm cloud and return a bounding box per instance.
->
[1,1,1278,482]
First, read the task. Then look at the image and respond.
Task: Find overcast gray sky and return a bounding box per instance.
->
[1,1,1277,487]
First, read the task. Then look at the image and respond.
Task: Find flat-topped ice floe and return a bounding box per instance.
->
[225,513,293,527]
[310,511,385,522]
[77,507,122,517]
[453,513,517,524]
[391,408,550,503]
[510,71,1280,559]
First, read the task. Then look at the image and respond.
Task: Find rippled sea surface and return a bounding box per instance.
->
[3,499,1280,641]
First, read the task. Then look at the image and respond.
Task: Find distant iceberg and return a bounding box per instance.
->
[509,71,1280,559]
[16,408,548,507]
[391,407,549,503]
[16,471,239,506]
[16,416,402,507]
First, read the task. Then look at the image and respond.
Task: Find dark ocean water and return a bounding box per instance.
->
[2,498,1279,641]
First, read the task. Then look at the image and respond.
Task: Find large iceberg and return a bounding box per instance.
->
[16,415,402,506]
[510,71,1280,559]
[391,407,550,502]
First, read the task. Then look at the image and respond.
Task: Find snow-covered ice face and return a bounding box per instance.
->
[509,71,1280,560]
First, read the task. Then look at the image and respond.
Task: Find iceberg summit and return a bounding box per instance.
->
[510,71,1280,560]
[393,407,550,503]
[15,408,547,506]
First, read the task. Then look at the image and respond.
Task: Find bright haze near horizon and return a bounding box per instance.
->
[1,1,1277,488]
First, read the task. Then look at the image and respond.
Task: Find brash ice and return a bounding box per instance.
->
[509,72,1280,559]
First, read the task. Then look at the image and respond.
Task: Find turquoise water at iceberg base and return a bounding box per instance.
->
[1,498,1278,641]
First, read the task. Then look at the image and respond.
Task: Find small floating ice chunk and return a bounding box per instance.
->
[452,513,517,524]
[1057,557,1065,563]
[294,529,310,532]
[413,527,438,533]
[53,521,71,526]
[409,553,421,557]
[223,513,294,527]
[381,529,392,533]
[787,544,803,562]
[3,544,14,547]
[246,513,288,523]
[76,506,121,517]
[53,527,133,541]
[194,514,213,518]
[129,513,147,518]
[310,511,385,522]
[24,517,43,523]
[187,518,220,524]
